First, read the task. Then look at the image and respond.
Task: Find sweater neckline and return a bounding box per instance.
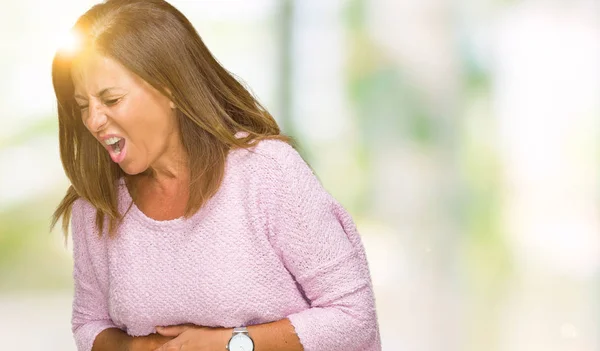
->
[116,131,247,230]
[118,177,202,230]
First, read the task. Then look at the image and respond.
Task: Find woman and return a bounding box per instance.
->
[51,1,382,351]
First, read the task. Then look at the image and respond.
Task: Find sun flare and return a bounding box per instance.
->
[56,30,81,55]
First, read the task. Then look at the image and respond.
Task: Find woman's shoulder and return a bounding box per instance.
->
[69,197,99,243]
[231,137,305,175]
[72,196,95,220]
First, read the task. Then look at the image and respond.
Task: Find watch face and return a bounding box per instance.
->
[229,333,254,351]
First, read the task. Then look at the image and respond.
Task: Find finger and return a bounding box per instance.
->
[154,341,181,351]
[156,325,189,337]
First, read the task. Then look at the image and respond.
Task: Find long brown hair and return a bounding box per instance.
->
[50,0,291,238]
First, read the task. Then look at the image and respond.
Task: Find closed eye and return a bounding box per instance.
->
[105,98,121,106]
[75,97,121,111]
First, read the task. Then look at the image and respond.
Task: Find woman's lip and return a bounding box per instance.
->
[107,138,127,163]
[99,134,125,152]
[99,133,124,142]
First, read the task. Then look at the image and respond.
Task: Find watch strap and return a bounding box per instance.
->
[233,327,248,334]
[227,326,253,351]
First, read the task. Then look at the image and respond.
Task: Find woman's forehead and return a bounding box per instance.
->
[72,53,133,95]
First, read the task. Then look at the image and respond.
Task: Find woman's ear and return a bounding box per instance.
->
[164,87,176,109]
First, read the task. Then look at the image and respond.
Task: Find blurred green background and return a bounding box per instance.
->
[0,0,598,350]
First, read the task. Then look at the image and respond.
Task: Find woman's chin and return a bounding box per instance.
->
[119,162,145,176]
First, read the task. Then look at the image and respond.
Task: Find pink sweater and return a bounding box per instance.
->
[70,138,382,351]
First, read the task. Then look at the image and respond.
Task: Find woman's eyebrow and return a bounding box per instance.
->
[74,87,119,100]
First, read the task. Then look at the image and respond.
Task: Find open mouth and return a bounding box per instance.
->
[105,137,127,163]
[110,138,126,154]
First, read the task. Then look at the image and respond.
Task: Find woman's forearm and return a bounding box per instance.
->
[91,328,132,351]
[95,319,303,351]
[154,318,303,351]
[92,328,174,351]
[246,318,304,351]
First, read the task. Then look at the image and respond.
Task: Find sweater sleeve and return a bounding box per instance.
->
[265,144,382,351]
[71,200,119,351]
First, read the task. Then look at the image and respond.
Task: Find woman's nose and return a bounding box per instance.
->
[85,103,108,133]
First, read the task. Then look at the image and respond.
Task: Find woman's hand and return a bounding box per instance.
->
[153,324,232,351]
[129,333,175,351]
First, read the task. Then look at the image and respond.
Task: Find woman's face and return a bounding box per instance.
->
[72,52,180,176]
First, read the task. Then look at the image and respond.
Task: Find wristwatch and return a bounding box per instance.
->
[226,326,254,351]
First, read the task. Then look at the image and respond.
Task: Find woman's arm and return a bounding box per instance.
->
[71,200,122,351]
[92,328,173,351]
[262,144,381,351]
[71,200,174,351]
[155,318,303,351]
[91,328,131,351]
[246,318,303,351]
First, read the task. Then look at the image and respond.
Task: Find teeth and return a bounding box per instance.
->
[104,137,122,146]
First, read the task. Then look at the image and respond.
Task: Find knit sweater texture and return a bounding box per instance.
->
[70,138,382,351]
